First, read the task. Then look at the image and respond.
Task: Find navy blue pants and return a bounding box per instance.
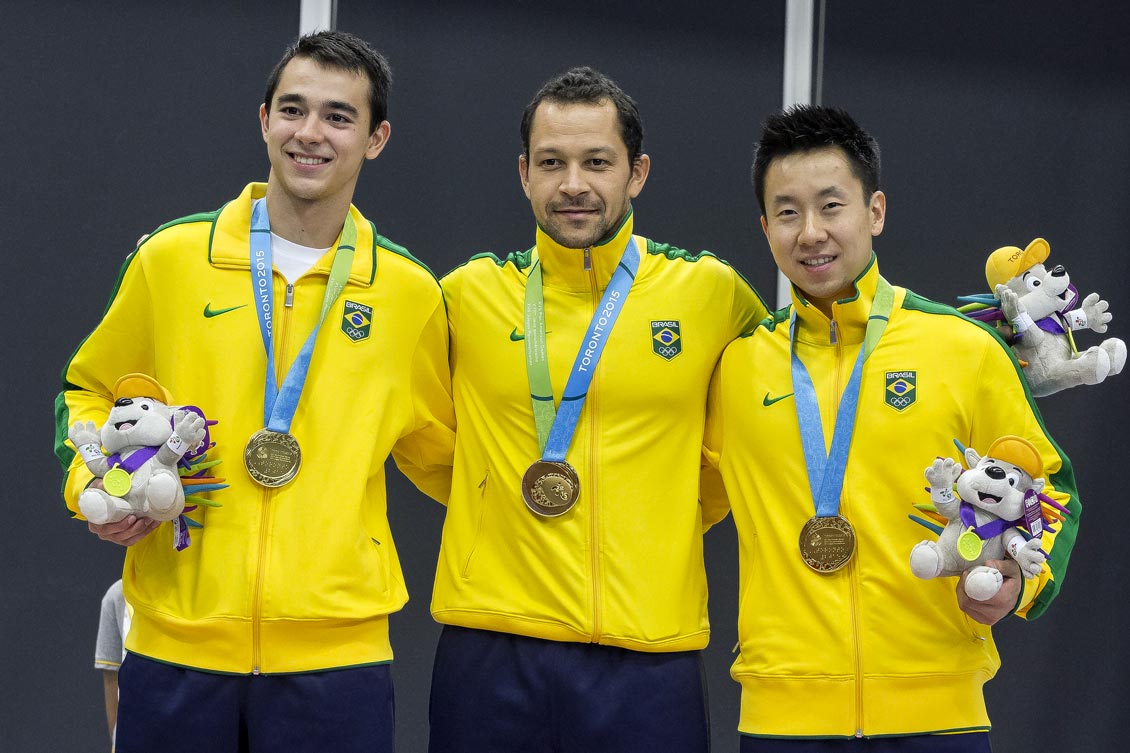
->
[115,653,395,753]
[428,625,710,753]
[739,732,992,753]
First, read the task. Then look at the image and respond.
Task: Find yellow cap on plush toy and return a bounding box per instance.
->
[985,435,1044,480]
[985,238,1050,289]
[112,373,173,404]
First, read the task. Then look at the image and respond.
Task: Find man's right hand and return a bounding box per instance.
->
[89,515,159,546]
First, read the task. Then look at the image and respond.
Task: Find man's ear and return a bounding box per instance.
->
[518,153,532,200]
[869,190,886,237]
[365,121,391,160]
[627,154,651,199]
[259,103,270,143]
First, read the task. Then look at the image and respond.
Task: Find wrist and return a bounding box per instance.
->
[78,442,104,463]
[165,433,187,458]
[1011,311,1035,333]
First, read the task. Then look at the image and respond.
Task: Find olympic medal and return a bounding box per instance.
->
[521,460,580,517]
[103,467,132,497]
[957,528,984,561]
[244,429,301,487]
[798,515,856,573]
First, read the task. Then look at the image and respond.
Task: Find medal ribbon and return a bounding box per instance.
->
[959,501,1018,540]
[523,237,641,460]
[107,447,158,473]
[250,198,357,432]
[790,277,894,517]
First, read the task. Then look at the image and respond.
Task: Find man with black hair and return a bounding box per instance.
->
[703,104,1081,751]
[428,66,769,752]
[56,31,454,752]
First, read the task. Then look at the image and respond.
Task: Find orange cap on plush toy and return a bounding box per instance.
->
[112,373,173,404]
[985,238,1050,289]
[985,435,1044,480]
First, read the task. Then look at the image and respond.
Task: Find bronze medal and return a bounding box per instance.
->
[798,515,856,573]
[244,429,301,487]
[521,460,580,517]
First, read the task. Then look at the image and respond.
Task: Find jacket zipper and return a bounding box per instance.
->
[585,246,603,641]
[252,277,293,674]
[832,311,865,737]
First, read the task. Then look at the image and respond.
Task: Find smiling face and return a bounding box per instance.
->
[760,147,885,316]
[259,56,389,212]
[1005,263,1075,319]
[956,454,1035,520]
[519,100,649,249]
[100,397,174,453]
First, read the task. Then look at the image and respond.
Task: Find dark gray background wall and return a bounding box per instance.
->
[4,1,1127,751]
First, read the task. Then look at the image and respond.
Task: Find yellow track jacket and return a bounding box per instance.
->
[704,257,1080,738]
[432,213,768,651]
[55,183,455,674]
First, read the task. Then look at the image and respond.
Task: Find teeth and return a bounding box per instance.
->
[802,256,834,266]
[294,155,328,165]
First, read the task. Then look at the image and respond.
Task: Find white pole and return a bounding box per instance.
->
[300,0,337,35]
[775,0,816,308]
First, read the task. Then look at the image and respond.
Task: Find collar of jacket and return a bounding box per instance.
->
[207,182,378,287]
[533,209,637,292]
[790,252,887,346]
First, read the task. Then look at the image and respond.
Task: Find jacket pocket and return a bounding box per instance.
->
[370,536,392,601]
[461,468,490,578]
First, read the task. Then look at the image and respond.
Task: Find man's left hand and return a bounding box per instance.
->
[958,558,1022,625]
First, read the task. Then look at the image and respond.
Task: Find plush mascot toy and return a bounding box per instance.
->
[960,238,1125,396]
[68,374,222,542]
[909,436,1069,601]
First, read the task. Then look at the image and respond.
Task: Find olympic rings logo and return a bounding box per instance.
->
[343,326,369,341]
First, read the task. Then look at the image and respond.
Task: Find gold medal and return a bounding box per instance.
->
[799,515,856,573]
[103,467,132,497]
[244,429,301,487]
[957,527,984,561]
[521,460,580,517]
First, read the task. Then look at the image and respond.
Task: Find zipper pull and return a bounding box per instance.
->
[285,283,294,308]
[583,246,592,271]
[829,319,838,344]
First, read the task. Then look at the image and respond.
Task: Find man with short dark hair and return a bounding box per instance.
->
[55,31,454,752]
[704,104,1081,751]
[428,66,769,753]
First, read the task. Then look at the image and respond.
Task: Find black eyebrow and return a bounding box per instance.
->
[324,100,360,117]
[768,185,848,208]
[275,93,360,118]
[276,93,306,107]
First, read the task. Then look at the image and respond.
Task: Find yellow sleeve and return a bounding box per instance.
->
[390,290,456,505]
[731,268,771,337]
[969,333,1081,620]
[700,357,729,532]
[55,250,154,518]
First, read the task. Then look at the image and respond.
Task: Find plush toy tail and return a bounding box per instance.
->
[908,513,945,536]
[170,412,229,551]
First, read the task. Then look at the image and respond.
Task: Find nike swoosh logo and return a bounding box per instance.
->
[509,327,525,342]
[762,392,794,406]
[204,303,247,318]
